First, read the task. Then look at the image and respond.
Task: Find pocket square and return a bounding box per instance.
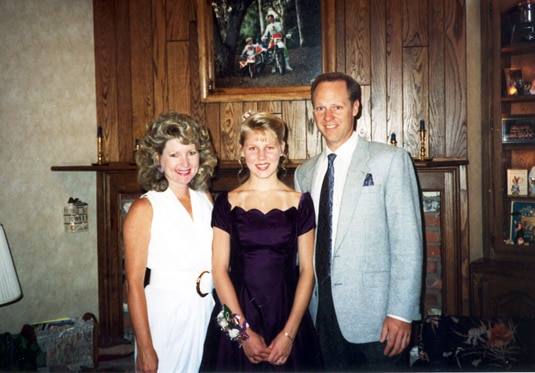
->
[363,173,374,186]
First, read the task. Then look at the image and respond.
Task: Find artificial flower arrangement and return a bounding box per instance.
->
[418,315,526,369]
[217,304,250,347]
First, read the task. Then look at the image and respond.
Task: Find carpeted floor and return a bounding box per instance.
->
[89,355,135,372]
[39,355,135,372]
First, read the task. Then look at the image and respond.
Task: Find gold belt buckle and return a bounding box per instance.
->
[196,270,209,297]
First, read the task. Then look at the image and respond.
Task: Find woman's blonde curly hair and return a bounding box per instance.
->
[136,112,218,192]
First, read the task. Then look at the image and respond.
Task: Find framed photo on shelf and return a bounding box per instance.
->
[504,68,524,96]
[510,201,535,246]
[502,117,535,143]
[507,169,528,196]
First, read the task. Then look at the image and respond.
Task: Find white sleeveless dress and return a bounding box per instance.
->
[140,188,214,372]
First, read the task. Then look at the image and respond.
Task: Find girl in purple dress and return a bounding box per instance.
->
[201,112,322,371]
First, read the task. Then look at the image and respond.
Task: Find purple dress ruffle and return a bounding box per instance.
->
[201,191,323,372]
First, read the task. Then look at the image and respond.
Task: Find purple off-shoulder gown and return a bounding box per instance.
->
[201,191,322,372]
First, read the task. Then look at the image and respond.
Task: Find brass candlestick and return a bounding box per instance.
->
[131,139,140,165]
[92,125,108,166]
[417,120,432,161]
[419,128,426,160]
[97,136,103,165]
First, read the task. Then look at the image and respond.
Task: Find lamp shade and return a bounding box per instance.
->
[0,224,22,305]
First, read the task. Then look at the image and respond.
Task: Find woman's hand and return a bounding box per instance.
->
[267,331,293,365]
[135,347,158,373]
[242,329,271,364]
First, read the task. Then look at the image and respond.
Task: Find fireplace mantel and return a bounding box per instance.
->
[52,158,469,339]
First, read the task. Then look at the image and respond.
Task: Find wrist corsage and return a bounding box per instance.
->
[216,304,250,347]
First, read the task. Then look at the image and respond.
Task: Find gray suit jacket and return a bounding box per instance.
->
[294,136,423,344]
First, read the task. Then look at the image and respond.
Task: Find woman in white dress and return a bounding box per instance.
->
[123,112,218,373]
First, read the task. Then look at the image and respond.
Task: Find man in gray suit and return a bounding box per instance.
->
[294,72,423,371]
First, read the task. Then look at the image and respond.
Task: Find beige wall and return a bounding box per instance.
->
[0,0,483,333]
[0,0,97,333]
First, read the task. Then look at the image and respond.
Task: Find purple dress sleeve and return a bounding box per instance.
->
[211,191,230,233]
[298,192,316,236]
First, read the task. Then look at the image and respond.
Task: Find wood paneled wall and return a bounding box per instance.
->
[93,0,466,166]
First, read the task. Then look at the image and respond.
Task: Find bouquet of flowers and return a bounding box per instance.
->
[216,304,250,347]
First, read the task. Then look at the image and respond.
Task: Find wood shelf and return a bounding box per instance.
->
[501,95,535,103]
[52,158,469,173]
[50,162,137,172]
[501,43,535,55]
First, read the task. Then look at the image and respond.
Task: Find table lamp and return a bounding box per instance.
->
[0,224,22,305]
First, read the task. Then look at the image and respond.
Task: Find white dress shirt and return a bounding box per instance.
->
[311,131,359,251]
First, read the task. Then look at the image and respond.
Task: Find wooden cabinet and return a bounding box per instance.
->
[95,169,142,339]
[472,258,535,317]
[476,0,535,318]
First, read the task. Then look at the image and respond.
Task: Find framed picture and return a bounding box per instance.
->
[507,169,528,196]
[530,166,535,197]
[502,117,535,143]
[504,68,524,96]
[197,0,336,102]
[510,201,535,246]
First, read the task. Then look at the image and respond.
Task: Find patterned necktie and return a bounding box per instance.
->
[316,153,336,285]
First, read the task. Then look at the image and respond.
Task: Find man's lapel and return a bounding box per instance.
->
[334,140,370,253]
[301,156,320,192]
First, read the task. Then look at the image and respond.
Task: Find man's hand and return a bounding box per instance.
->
[379,316,412,357]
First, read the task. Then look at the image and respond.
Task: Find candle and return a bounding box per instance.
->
[420,120,425,131]
[98,126,103,138]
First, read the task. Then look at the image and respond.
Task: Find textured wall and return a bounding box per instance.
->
[0,0,97,333]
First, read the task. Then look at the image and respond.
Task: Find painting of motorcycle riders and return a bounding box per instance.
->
[197,0,335,101]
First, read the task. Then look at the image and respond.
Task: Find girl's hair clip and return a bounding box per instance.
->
[241,110,256,122]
